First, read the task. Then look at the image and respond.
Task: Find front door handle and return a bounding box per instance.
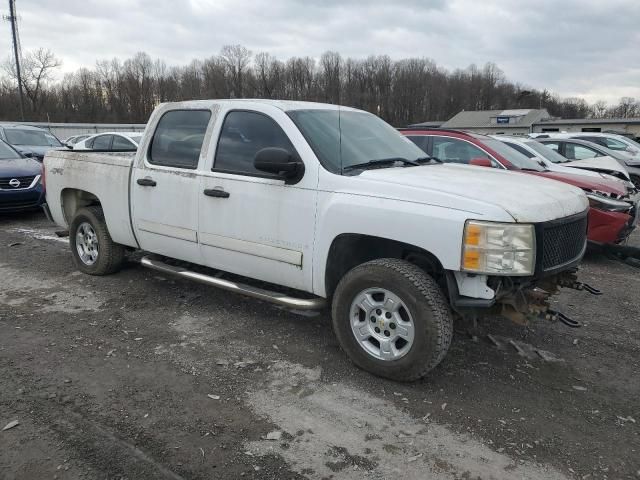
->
[137,178,157,187]
[204,188,230,198]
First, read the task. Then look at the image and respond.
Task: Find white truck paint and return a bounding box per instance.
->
[43,99,592,380]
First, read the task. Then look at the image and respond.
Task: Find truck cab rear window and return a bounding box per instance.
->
[149,110,211,169]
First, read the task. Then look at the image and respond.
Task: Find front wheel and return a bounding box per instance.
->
[69,206,125,275]
[331,258,453,381]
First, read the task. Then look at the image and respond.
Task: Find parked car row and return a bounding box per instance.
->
[401,128,639,245]
[2,119,639,247]
[536,134,640,188]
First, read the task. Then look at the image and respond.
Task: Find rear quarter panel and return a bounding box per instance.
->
[44,150,138,247]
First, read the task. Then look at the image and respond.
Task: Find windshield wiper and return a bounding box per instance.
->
[343,157,420,172]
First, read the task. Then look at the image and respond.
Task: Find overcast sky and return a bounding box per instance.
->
[2,0,639,104]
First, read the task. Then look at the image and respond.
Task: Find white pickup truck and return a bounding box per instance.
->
[43,99,595,381]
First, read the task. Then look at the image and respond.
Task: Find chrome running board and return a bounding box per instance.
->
[140,255,326,311]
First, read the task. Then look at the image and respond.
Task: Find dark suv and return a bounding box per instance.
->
[0,139,45,212]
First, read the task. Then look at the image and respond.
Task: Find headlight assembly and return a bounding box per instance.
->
[461,220,535,276]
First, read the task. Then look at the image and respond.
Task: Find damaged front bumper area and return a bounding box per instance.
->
[448,210,598,328]
[491,270,601,328]
[447,270,601,328]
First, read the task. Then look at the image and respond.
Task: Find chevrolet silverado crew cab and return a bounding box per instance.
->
[44,100,594,381]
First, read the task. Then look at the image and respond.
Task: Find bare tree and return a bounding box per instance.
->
[0,45,631,127]
[3,48,61,114]
[612,97,639,118]
[220,45,251,98]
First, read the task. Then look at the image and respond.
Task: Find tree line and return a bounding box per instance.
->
[1,45,639,126]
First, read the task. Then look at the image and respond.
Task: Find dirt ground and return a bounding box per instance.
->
[1,211,639,480]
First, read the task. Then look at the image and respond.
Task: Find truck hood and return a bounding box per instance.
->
[562,156,630,180]
[358,164,587,223]
[527,170,627,196]
[0,157,42,177]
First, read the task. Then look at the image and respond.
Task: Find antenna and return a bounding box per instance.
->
[3,0,25,120]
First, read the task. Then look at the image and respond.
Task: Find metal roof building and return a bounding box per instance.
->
[440,109,552,134]
[531,117,640,137]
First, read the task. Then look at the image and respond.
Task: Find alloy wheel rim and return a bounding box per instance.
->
[349,287,415,361]
[76,222,99,265]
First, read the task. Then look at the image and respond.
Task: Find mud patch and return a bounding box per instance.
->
[0,264,102,313]
[245,361,569,480]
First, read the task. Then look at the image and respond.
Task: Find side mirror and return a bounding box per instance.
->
[469,157,492,167]
[254,147,304,183]
[22,151,34,158]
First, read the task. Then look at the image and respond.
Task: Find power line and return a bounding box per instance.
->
[3,0,25,120]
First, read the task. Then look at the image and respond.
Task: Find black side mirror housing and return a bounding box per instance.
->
[254,147,304,184]
[22,151,34,158]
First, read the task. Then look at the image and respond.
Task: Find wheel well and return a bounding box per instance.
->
[61,188,102,225]
[325,234,445,297]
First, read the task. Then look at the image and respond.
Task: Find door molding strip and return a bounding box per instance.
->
[200,232,302,266]
[137,219,198,243]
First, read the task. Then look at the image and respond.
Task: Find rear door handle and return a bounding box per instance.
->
[137,178,157,187]
[204,188,230,198]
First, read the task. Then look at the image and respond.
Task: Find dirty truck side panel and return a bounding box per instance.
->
[44,151,138,248]
[195,103,320,293]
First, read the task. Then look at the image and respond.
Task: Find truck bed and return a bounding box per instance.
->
[44,150,138,248]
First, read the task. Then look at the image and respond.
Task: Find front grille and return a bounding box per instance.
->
[540,214,588,271]
[0,175,37,189]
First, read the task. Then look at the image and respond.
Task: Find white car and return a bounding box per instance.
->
[493,135,632,184]
[43,99,595,381]
[64,134,92,147]
[531,132,640,159]
[73,132,142,151]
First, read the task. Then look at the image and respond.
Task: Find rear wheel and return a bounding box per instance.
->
[69,206,125,275]
[331,258,453,381]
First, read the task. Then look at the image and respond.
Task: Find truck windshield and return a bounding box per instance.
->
[5,129,62,147]
[287,109,427,173]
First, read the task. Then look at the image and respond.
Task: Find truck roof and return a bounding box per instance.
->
[158,99,361,113]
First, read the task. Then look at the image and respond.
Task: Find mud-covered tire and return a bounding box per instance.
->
[331,258,453,381]
[69,206,125,275]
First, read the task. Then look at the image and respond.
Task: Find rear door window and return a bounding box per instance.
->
[565,143,601,160]
[149,110,211,169]
[92,135,113,150]
[214,111,298,176]
[113,135,136,150]
[406,135,429,153]
[542,141,561,153]
[432,137,491,164]
[603,137,629,151]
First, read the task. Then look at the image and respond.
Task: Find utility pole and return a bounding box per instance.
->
[6,0,25,120]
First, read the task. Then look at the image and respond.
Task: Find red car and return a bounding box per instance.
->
[401,129,638,244]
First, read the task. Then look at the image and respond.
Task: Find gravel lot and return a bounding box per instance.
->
[1,212,639,480]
